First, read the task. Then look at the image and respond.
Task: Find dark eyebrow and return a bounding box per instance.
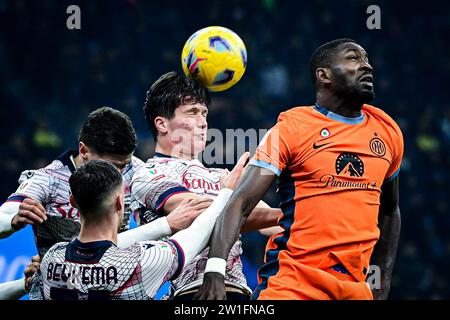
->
[186,106,208,113]
[185,106,200,112]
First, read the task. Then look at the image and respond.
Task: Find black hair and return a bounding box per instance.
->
[78,107,137,155]
[310,38,359,84]
[143,71,211,140]
[69,159,123,217]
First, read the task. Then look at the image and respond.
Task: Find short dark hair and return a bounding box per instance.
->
[310,38,359,84]
[79,107,137,155]
[143,71,211,139]
[69,160,123,217]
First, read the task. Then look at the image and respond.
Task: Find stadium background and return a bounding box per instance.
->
[0,0,449,299]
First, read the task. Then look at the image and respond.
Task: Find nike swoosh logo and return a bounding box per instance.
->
[313,141,332,149]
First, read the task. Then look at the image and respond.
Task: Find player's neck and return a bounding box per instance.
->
[316,93,363,118]
[155,144,197,160]
[78,222,118,245]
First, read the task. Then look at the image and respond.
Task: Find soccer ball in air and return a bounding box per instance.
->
[181,26,247,92]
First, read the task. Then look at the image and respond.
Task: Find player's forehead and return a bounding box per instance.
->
[176,102,208,113]
[337,42,368,57]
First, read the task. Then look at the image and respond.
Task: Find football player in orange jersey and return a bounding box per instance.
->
[195,38,403,300]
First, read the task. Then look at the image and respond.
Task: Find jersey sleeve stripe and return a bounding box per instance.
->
[155,187,190,211]
[166,239,185,280]
[6,195,28,203]
[384,167,400,183]
[249,159,282,176]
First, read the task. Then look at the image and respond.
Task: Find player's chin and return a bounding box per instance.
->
[357,86,375,103]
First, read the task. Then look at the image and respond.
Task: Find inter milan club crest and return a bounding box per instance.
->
[369,137,386,157]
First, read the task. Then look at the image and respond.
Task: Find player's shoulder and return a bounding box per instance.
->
[278,105,314,119]
[134,157,168,175]
[363,104,403,137]
[17,165,60,185]
[43,241,69,260]
[132,155,186,183]
[122,155,145,178]
[146,155,185,170]
[277,105,317,126]
[130,156,145,168]
[148,155,183,165]
[32,150,75,181]
[271,106,318,137]
[18,150,74,182]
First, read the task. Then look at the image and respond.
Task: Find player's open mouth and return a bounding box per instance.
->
[359,74,373,89]
[360,74,373,84]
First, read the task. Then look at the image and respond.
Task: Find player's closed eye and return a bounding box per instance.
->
[186,109,199,116]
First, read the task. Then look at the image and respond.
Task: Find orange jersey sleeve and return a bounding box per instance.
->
[250,110,301,175]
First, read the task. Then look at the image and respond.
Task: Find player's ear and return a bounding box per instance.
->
[114,193,123,212]
[316,68,332,85]
[79,141,89,160]
[154,116,169,135]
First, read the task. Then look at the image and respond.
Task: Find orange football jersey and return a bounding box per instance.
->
[250,104,403,300]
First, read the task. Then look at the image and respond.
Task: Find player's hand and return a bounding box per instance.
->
[23,255,40,292]
[220,152,249,190]
[11,198,47,230]
[193,272,226,300]
[167,197,213,233]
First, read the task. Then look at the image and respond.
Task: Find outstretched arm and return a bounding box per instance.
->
[117,197,213,248]
[370,176,401,300]
[194,165,277,300]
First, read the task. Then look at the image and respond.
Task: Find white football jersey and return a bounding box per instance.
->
[131,153,249,295]
[40,238,182,300]
[6,150,144,257]
[5,150,144,300]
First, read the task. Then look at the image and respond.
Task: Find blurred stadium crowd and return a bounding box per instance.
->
[1,0,449,299]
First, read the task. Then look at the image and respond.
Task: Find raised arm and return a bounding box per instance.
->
[117,196,212,248]
[194,165,277,300]
[370,176,401,300]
